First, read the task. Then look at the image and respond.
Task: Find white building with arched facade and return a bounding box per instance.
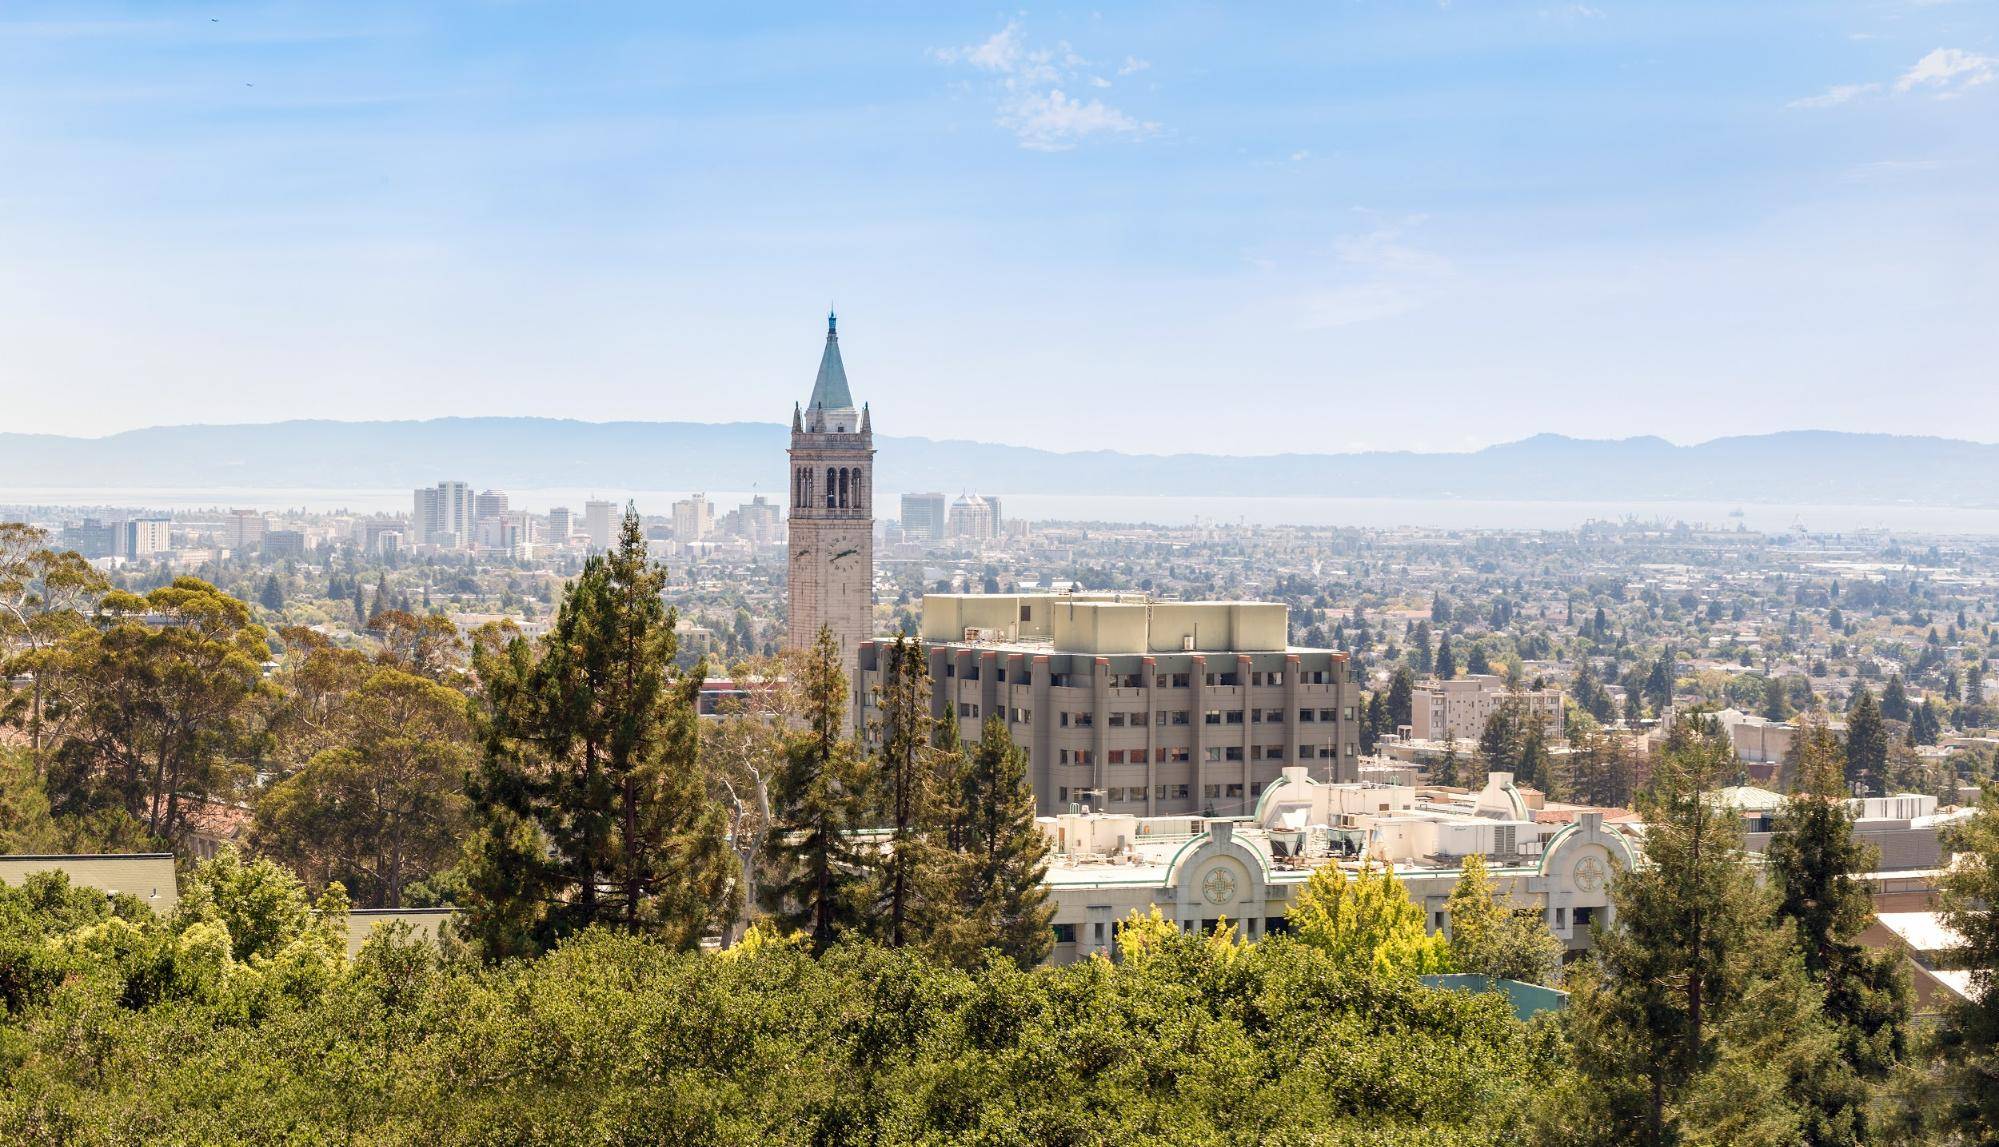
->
[1038,766,1640,966]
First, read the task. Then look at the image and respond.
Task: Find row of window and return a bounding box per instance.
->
[1053,780,1267,806]
[943,666,1343,688]
[1060,744,1346,766]
[1052,915,1296,947]
[1049,707,1346,727]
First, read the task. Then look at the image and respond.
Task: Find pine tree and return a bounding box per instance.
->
[465,507,735,957]
[1911,697,1942,746]
[1467,641,1492,677]
[1967,659,1986,708]
[1518,719,1558,799]
[760,625,872,952]
[928,715,1054,970]
[1435,737,1464,788]
[1844,688,1888,796]
[1435,633,1458,680]
[1766,715,1910,1141]
[866,633,938,949]
[258,573,285,613]
[1880,674,1910,722]
[1386,666,1415,730]
[1360,692,1384,755]
[1554,721,1844,1146]
[1477,696,1525,780]
[1933,788,1999,1138]
[352,583,368,626]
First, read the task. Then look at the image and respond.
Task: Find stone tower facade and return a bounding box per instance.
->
[786,312,875,678]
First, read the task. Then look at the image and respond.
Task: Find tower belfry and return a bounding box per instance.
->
[786,312,876,678]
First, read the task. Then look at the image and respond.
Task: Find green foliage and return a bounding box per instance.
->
[1550,722,1850,1146]
[1446,853,1561,986]
[465,507,735,956]
[1931,787,1999,1139]
[925,715,1054,970]
[0,903,1564,1145]
[32,577,269,846]
[1844,687,1889,796]
[1289,861,1453,977]
[1767,718,1911,1078]
[760,624,872,952]
[251,667,473,908]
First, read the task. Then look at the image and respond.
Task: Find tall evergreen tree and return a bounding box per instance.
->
[1879,674,1910,723]
[1932,788,1999,1139]
[465,507,734,958]
[1435,633,1458,680]
[1360,692,1385,755]
[1386,666,1415,730]
[1554,720,1843,1146]
[1844,687,1888,797]
[760,625,872,952]
[929,715,1053,969]
[1765,715,1910,1142]
[866,633,938,949]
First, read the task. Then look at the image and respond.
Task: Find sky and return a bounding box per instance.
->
[1,2,1994,456]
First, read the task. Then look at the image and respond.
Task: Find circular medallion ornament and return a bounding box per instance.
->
[1201,867,1238,905]
[1575,856,1608,893]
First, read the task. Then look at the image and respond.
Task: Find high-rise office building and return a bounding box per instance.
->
[413,482,474,548]
[474,489,510,522]
[125,518,171,557]
[547,506,575,542]
[900,492,947,543]
[583,500,616,551]
[786,311,874,678]
[672,494,714,542]
[948,494,996,541]
[226,509,271,553]
[60,519,120,559]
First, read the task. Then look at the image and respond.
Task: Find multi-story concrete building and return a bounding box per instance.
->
[583,499,616,552]
[786,312,874,678]
[413,482,474,549]
[672,493,715,542]
[546,506,575,543]
[1408,674,1566,743]
[262,529,307,559]
[225,509,270,554]
[726,495,783,544]
[124,517,171,557]
[948,494,997,541]
[474,489,509,522]
[900,492,947,543]
[59,518,121,559]
[856,593,1360,818]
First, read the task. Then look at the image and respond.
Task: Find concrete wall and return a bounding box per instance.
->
[345,909,457,958]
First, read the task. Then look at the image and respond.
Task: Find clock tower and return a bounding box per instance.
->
[786,311,875,679]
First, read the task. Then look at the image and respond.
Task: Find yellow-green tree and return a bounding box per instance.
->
[1445,852,1561,985]
[1288,860,1452,976]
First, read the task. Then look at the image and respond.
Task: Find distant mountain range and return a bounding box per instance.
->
[0,419,1992,507]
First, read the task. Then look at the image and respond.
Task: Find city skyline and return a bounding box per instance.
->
[4,2,1994,453]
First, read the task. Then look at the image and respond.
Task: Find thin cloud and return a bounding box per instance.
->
[1788,82,1880,108]
[936,21,1159,150]
[1791,47,1995,108]
[1895,47,1996,94]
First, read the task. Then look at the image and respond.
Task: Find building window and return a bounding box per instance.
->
[1266,708,1285,724]
[1126,711,1146,726]
[958,702,978,718]
[1250,781,1266,797]
[1574,906,1598,928]
[1203,784,1222,799]
[1170,711,1190,726]
[1205,747,1223,763]
[1267,671,1284,686]
[964,667,980,681]
[1319,708,1336,722]
[1052,923,1076,944]
[1167,747,1189,763]
[1107,750,1126,765]
[1205,710,1222,725]
[1108,713,1126,727]
[1225,710,1244,725]
[1225,747,1244,762]
[1225,783,1244,799]
[1267,745,1285,760]
[1020,604,1033,622]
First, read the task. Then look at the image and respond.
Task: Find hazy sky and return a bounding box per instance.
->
[2,2,1994,454]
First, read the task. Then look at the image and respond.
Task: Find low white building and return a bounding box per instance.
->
[1038,767,1638,966]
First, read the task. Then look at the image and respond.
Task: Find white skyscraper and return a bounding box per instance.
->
[584,499,616,552]
[413,481,474,548]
